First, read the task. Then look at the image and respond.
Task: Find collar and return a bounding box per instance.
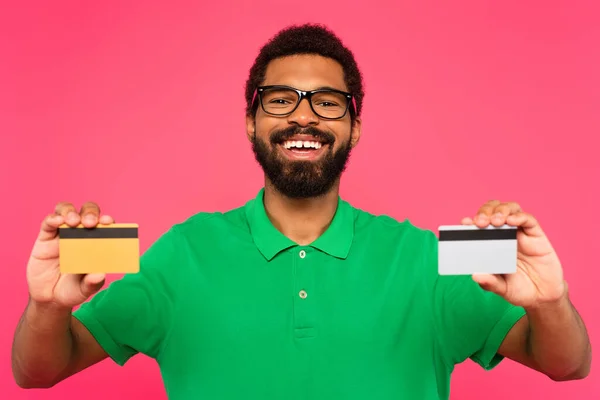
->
[245,188,355,261]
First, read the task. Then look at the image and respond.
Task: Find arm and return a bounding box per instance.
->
[499,288,591,381]
[465,200,592,381]
[13,202,179,390]
[12,202,113,388]
[12,299,108,388]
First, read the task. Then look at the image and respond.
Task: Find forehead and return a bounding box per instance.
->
[262,54,348,92]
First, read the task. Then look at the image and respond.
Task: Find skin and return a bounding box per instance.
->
[12,202,110,388]
[464,201,592,380]
[246,54,361,245]
[11,54,590,389]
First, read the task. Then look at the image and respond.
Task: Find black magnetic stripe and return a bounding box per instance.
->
[58,227,138,239]
[439,229,517,241]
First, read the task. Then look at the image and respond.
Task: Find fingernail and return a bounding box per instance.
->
[67,212,77,220]
[477,213,487,221]
[494,212,503,219]
[84,215,95,224]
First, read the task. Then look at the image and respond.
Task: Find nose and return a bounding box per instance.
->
[287,98,319,127]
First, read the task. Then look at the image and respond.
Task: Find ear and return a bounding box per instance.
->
[350,116,362,148]
[246,114,255,142]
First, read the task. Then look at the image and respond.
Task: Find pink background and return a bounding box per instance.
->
[1,1,598,399]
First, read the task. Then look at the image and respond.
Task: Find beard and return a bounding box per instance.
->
[251,125,353,199]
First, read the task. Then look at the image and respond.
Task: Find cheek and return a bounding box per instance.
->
[329,124,352,144]
[254,117,278,138]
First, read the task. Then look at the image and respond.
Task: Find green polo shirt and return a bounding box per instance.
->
[73,188,525,400]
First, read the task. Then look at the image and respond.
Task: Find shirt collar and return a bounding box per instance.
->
[245,188,355,261]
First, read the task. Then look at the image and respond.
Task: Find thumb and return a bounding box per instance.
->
[80,273,106,297]
[472,273,507,296]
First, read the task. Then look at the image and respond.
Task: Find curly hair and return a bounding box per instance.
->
[244,23,364,122]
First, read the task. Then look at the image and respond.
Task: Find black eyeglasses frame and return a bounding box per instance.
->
[252,85,356,120]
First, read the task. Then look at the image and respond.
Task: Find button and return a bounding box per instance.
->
[299,290,307,299]
[299,250,306,259]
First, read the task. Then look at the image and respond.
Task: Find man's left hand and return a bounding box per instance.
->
[461,200,567,309]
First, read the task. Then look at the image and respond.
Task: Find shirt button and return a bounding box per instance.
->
[299,290,307,299]
[299,250,306,259]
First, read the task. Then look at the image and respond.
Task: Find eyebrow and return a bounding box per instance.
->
[312,85,347,92]
[260,84,350,93]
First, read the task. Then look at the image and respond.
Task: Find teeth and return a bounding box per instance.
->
[283,140,322,149]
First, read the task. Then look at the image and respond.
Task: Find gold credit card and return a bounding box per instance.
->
[58,223,140,274]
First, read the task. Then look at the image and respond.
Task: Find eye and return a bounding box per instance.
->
[312,91,346,109]
[261,88,299,108]
[269,98,293,105]
[316,101,339,107]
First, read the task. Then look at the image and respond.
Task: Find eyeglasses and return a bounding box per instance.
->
[252,85,356,120]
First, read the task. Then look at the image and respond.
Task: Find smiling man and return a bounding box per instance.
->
[12,24,591,400]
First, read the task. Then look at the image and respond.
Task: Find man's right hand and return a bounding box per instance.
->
[27,201,115,309]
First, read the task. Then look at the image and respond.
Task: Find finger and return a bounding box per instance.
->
[80,202,101,228]
[55,201,77,216]
[80,273,106,297]
[461,216,474,225]
[477,200,501,216]
[98,214,115,225]
[55,202,80,227]
[472,273,507,296]
[489,202,522,227]
[506,211,544,237]
[38,214,66,241]
[474,200,501,227]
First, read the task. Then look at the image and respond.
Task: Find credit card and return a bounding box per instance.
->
[58,223,140,274]
[438,224,517,275]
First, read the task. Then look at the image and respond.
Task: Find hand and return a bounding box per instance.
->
[461,200,567,309]
[27,202,115,309]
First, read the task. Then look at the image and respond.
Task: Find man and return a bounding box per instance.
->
[12,24,591,400]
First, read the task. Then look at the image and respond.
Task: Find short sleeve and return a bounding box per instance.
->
[72,226,180,366]
[425,230,526,370]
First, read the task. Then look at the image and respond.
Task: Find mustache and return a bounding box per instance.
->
[269,126,335,145]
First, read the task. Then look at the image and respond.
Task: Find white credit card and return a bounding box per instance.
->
[438,224,517,275]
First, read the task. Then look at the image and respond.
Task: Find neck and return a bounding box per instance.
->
[263,179,340,245]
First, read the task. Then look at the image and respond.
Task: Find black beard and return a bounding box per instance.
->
[251,125,353,199]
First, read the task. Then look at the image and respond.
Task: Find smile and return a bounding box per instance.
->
[276,134,329,161]
[283,140,322,149]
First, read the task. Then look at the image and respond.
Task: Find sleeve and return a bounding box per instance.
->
[72,226,180,366]
[425,230,527,370]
